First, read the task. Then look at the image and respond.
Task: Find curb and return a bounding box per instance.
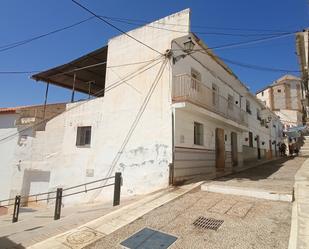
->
[27,181,203,249]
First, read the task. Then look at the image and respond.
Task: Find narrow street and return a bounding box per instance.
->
[86,157,305,249]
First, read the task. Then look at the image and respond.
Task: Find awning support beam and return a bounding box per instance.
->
[71,73,76,103]
[43,82,50,120]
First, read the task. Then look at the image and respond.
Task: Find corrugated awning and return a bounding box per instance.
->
[31,46,108,96]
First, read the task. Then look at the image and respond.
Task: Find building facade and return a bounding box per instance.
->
[296,29,309,120]
[0,9,283,205]
[256,75,304,130]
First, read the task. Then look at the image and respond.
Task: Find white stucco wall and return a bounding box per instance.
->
[0,114,18,200]
[7,9,191,205]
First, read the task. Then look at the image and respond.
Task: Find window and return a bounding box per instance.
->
[256,109,261,121]
[248,132,253,147]
[191,68,201,91]
[194,122,203,145]
[277,89,281,93]
[246,100,251,114]
[228,94,234,110]
[261,91,264,96]
[76,126,92,146]
[212,84,219,106]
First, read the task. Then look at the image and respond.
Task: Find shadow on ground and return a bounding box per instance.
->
[216,156,295,181]
[182,156,306,186]
[0,236,25,249]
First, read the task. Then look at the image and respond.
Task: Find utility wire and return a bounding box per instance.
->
[0,57,163,75]
[214,56,300,73]
[102,16,293,37]
[92,58,168,198]
[171,32,296,53]
[0,17,95,53]
[0,55,164,143]
[70,0,163,55]
[99,15,297,33]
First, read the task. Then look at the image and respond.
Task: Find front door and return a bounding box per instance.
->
[269,140,273,159]
[231,132,238,166]
[216,128,225,170]
[257,135,261,159]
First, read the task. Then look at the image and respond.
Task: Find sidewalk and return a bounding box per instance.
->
[26,182,202,249]
[0,195,139,248]
[201,156,305,202]
[289,157,309,249]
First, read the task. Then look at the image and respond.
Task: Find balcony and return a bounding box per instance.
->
[172,74,248,126]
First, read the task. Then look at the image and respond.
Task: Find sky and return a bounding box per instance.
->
[0,0,308,107]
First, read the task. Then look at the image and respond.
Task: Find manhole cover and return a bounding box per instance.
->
[193,216,224,230]
[120,227,177,249]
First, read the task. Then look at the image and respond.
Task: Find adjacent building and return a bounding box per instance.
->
[256,75,304,130]
[296,29,309,120]
[0,9,283,205]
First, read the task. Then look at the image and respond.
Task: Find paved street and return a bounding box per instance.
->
[86,157,303,249]
[0,195,138,248]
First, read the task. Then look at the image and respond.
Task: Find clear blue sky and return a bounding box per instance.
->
[0,0,308,107]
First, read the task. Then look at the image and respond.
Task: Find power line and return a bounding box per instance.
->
[171,32,296,53]
[101,16,292,38]
[0,17,95,53]
[99,15,297,33]
[0,55,164,143]
[0,57,163,75]
[214,56,300,73]
[70,0,163,56]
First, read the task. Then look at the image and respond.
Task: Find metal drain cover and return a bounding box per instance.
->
[120,227,177,249]
[193,216,224,230]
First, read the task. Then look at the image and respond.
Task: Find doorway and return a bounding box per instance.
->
[257,135,261,159]
[216,128,225,170]
[231,132,238,166]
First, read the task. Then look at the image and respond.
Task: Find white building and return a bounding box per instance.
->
[256,75,304,130]
[0,9,283,205]
[296,29,309,119]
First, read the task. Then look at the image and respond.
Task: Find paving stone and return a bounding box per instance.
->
[226,201,254,218]
[208,199,237,214]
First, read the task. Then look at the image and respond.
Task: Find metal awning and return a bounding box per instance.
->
[31,46,108,97]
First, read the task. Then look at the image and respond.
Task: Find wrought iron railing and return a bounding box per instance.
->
[0,172,122,223]
[172,74,248,126]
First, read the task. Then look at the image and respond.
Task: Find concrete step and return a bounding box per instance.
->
[201,184,292,202]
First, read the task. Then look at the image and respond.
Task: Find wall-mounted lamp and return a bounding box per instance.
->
[262,141,265,145]
[254,136,258,141]
[183,37,195,52]
[277,142,281,146]
[272,141,276,145]
[245,137,249,141]
[172,37,195,64]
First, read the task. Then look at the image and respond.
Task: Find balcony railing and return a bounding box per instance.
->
[172,74,248,126]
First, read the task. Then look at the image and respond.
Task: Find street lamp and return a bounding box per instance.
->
[183,37,195,52]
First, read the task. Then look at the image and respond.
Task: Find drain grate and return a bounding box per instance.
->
[193,216,224,231]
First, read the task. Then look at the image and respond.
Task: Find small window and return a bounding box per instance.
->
[212,84,219,106]
[256,109,261,121]
[246,100,251,114]
[191,68,201,91]
[228,94,234,110]
[277,89,281,93]
[194,122,203,145]
[76,126,92,146]
[249,132,253,147]
[261,91,264,96]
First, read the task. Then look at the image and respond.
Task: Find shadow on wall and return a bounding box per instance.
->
[0,236,25,249]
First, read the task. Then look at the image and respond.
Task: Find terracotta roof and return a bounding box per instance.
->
[0,103,66,114]
[0,107,23,114]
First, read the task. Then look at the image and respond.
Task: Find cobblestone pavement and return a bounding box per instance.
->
[0,196,138,248]
[208,156,306,194]
[86,157,304,249]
